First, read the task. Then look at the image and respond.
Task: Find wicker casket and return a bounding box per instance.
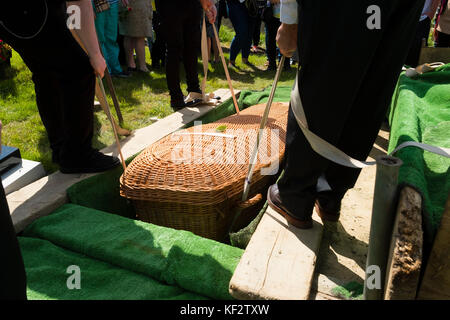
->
[120,102,289,241]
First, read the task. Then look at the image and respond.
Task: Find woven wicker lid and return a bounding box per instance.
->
[120,102,289,205]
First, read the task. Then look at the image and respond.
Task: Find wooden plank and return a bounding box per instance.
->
[101,89,237,159]
[417,194,450,300]
[8,89,238,233]
[8,171,95,233]
[229,207,323,300]
[384,186,423,300]
[419,47,450,65]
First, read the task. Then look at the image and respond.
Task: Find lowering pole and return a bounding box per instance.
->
[228,56,285,235]
[364,155,403,300]
[97,75,127,171]
[212,23,240,115]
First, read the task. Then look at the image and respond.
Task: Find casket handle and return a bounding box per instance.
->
[236,193,263,209]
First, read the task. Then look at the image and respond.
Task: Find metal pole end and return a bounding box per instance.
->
[376,155,403,168]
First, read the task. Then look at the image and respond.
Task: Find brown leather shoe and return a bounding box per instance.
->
[314,200,340,222]
[267,184,313,229]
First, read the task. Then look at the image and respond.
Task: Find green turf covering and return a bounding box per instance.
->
[22,204,244,300]
[19,237,206,300]
[192,85,292,126]
[66,156,137,218]
[388,64,450,242]
[331,282,364,300]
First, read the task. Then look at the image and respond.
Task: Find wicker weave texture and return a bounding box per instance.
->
[120,102,289,206]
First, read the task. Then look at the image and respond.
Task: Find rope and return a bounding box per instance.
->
[290,72,450,168]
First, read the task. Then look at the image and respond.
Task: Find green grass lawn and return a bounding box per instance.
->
[0,24,296,173]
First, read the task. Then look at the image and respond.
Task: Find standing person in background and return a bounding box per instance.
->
[159,0,202,110]
[405,0,440,67]
[226,0,257,67]
[217,0,229,33]
[263,0,290,71]
[119,0,153,73]
[251,16,263,53]
[159,0,216,110]
[93,0,130,77]
[269,0,425,229]
[203,0,221,64]
[435,0,450,47]
[150,0,166,69]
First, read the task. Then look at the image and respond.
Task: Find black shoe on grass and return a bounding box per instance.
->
[111,71,131,78]
[60,150,120,174]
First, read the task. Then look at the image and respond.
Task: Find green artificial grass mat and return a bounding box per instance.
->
[388,63,450,243]
[67,158,136,219]
[191,85,292,126]
[22,204,243,300]
[19,237,206,300]
[331,282,364,300]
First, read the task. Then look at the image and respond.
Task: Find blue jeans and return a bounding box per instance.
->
[227,1,256,61]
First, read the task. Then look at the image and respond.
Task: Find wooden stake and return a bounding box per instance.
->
[212,23,240,115]
[97,76,127,171]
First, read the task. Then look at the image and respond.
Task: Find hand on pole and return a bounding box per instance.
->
[276,23,298,58]
[200,0,217,24]
[89,52,107,78]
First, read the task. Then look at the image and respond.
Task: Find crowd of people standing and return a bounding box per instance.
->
[94,0,450,107]
[92,0,300,108]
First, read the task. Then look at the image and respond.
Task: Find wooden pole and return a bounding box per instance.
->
[95,81,131,136]
[364,155,403,300]
[103,67,124,125]
[228,57,285,235]
[97,75,127,171]
[212,23,240,115]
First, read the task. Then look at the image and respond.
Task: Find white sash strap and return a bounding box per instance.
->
[290,73,450,169]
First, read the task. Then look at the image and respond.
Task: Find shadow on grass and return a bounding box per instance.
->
[0,67,19,98]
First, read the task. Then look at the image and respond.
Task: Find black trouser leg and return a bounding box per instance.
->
[32,71,65,159]
[183,5,202,94]
[0,182,27,300]
[265,17,279,67]
[29,61,95,167]
[161,9,184,104]
[217,0,227,32]
[435,30,450,47]
[405,17,431,67]
[57,65,95,167]
[277,0,424,219]
[160,1,201,104]
[151,11,166,67]
[253,18,262,47]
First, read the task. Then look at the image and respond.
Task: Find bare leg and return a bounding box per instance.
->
[124,36,136,69]
[136,37,149,72]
